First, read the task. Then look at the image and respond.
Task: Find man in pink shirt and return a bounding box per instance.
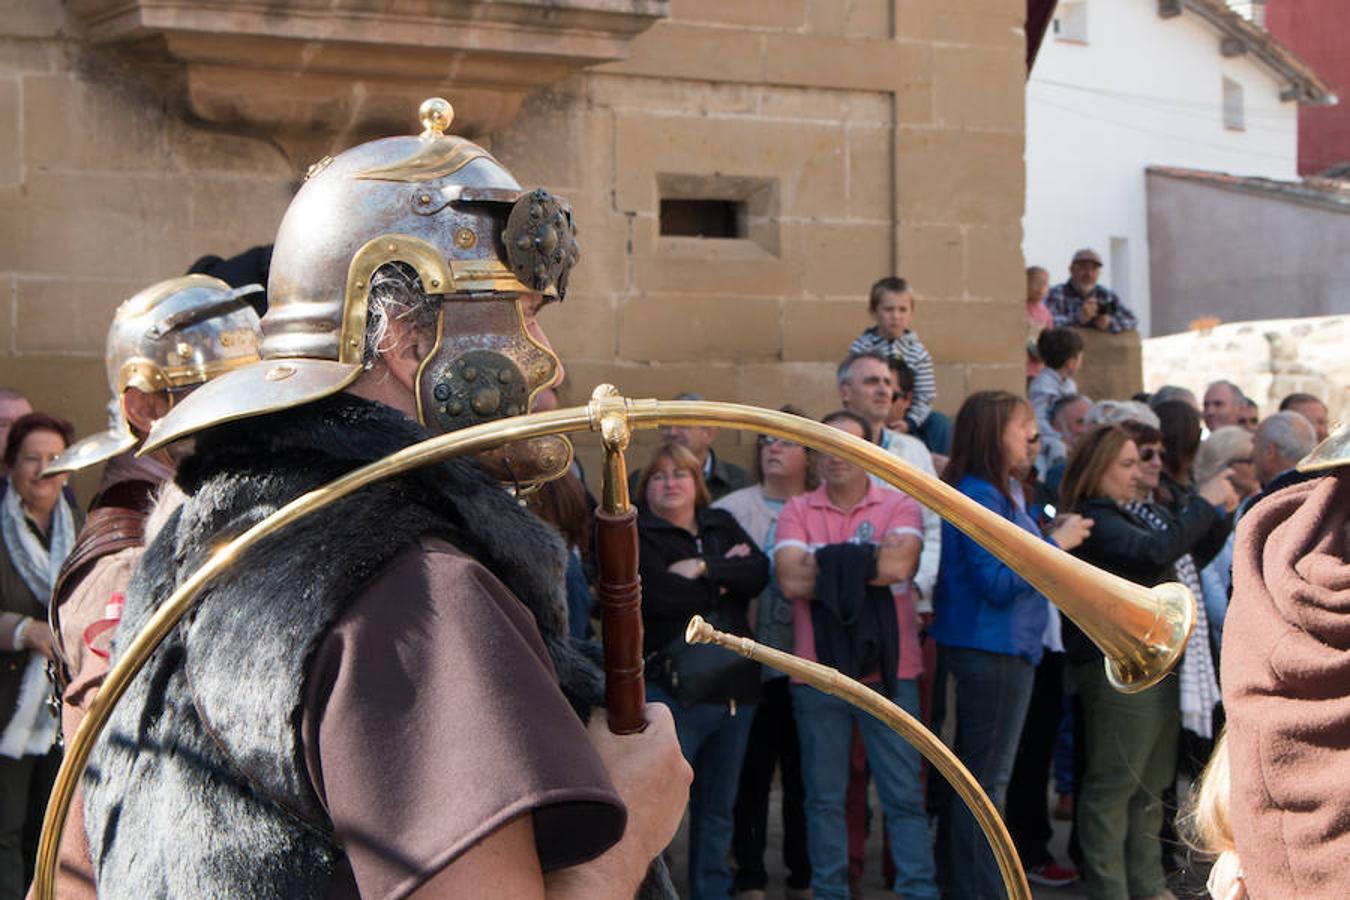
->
[774,411,938,900]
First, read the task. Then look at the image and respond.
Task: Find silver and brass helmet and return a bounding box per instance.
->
[44,275,263,476]
[142,98,579,483]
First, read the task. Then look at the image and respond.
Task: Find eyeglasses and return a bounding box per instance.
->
[757,435,800,450]
[1139,447,1164,462]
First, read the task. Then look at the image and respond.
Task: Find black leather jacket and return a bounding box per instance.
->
[636,506,769,658]
[1064,486,1228,664]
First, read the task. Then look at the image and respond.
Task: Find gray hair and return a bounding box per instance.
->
[1085,399,1160,430]
[1254,411,1317,465]
[1194,426,1253,485]
[1049,393,1090,425]
[362,262,441,369]
[1150,385,1198,410]
[1205,380,1244,402]
[836,351,890,387]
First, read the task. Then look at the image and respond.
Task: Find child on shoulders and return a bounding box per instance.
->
[850,277,947,452]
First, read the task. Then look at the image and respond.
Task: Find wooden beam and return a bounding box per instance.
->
[1026,0,1058,74]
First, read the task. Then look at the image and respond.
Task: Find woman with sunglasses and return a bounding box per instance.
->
[1059,423,1234,900]
[931,391,1092,899]
[716,410,816,900]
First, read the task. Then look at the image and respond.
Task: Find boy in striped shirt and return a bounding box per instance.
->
[849,277,947,453]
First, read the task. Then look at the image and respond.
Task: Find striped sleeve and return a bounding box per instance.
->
[900,333,936,428]
[850,329,887,356]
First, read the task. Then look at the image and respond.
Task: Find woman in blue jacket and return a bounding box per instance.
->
[932,391,1092,900]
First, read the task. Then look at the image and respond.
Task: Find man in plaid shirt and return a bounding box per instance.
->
[1046,248,1138,334]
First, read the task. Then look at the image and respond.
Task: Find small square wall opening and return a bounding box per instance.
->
[659,198,746,239]
[655,173,780,255]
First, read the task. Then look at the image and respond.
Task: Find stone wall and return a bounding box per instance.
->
[1143,314,1349,423]
[0,0,1029,486]
[497,0,1030,471]
[1072,329,1144,406]
[0,1,297,494]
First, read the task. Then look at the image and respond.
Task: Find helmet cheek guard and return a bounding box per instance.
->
[414,298,572,486]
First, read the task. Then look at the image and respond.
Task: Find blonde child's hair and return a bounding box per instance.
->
[1184,730,1236,855]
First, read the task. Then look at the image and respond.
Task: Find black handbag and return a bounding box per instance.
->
[649,610,761,709]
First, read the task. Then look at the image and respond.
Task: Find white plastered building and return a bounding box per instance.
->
[1024,0,1331,336]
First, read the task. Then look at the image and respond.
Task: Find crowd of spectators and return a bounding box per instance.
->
[525,249,1335,900]
[1,243,1337,900]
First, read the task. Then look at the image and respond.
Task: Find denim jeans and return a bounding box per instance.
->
[938,646,1036,900]
[648,684,757,900]
[792,679,938,900]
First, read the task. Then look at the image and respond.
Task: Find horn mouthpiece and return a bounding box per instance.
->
[686,615,715,645]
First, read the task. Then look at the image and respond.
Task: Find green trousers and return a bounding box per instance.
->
[1072,662,1179,900]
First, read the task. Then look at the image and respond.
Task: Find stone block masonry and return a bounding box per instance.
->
[2,0,1032,486]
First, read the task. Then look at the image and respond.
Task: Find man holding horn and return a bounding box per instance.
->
[79,100,689,899]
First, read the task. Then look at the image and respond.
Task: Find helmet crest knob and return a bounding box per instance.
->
[418,98,454,139]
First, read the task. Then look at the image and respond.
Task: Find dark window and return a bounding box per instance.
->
[659,198,745,239]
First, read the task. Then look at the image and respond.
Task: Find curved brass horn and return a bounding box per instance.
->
[35,393,1194,900]
[686,615,1032,899]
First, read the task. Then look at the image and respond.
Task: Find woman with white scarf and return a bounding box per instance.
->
[0,412,80,900]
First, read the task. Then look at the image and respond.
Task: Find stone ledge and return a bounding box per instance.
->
[66,0,668,165]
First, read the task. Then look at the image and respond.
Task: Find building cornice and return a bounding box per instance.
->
[66,0,669,165]
[1159,0,1334,105]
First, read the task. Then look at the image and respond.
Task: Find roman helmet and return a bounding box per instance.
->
[44,275,264,476]
[1298,420,1348,474]
[141,98,578,485]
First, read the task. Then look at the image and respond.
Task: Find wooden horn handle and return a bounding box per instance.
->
[595,507,646,733]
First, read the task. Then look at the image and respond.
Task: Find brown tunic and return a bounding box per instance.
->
[1221,468,1350,899]
[48,548,139,900]
[302,537,626,898]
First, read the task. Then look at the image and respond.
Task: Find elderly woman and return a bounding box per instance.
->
[636,441,769,900]
[1060,424,1233,900]
[0,412,80,899]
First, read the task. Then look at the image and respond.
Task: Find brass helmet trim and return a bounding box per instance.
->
[118,353,261,396]
[351,98,504,184]
[339,234,534,366]
[140,359,364,456]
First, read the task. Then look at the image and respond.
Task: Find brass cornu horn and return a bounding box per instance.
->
[34,391,1194,900]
